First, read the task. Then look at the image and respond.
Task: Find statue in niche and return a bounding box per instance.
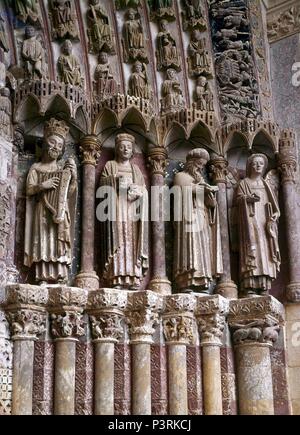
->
[0,88,12,139]
[174,148,223,293]
[195,76,214,111]
[161,68,184,113]
[94,51,118,99]
[188,31,212,78]
[49,0,79,40]
[116,0,141,9]
[10,0,39,24]
[87,0,115,55]
[0,14,9,53]
[148,0,175,22]
[128,61,152,100]
[24,118,77,285]
[57,39,83,87]
[100,133,149,290]
[181,0,207,31]
[236,154,280,297]
[22,26,48,81]
[122,8,148,64]
[156,20,181,71]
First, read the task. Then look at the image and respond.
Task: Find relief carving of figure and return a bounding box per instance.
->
[94,51,118,100]
[24,118,77,285]
[174,148,223,293]
[57,39,83,87]
[122,8,148,63]
[0,88,12,139]
[22,26,48,81]
[87,0,115,55]
[181,0,207,31]
[236,154,280,296]
[128,61,152,100]
[49,0,79,40]
[161,68,184,114]
[99,133,148,290]
[10,0,39,24]
[188,31,212,78]
[0,14,9,53]
[148,0,175,21]
[195,76,214,111]
[156,20,181,71]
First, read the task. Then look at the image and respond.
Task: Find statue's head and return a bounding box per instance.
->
[185,148,210,181]
[127,8,136,20]
[166,68,176,80]
[25,25,35,39]
[197,76,207,87]
[43,118,69,161]
[133,61,143,73]
[99,50,108,64]
[62,39,73,55]
[90,0,99,5]
[246,153,268,177]
[159,19,168,31]
[115,133,135,161]
[191,29,201,41]
[1,87,10,98]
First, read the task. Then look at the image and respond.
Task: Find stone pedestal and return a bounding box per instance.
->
[196,295,229,415]
[5,284,48,415]
[163,294,196,415]
[75,135,100,291]
[128,291,163,415]
[49,287,88,415]
[87,288,127,415]
[228,296,285,415]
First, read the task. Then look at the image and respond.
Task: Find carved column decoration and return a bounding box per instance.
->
[196,295,229,415]
[147,147,171,295]
[127,291,163,415]
[87,289,127,415]
[163,294,196,415]
[228,296,284,415]
[5,285,48,415]
[210,156,237,299]
[75,135,100,291]
[278,129,300,302]
[49,287,88,415]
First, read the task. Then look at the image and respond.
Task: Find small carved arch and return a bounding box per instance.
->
[74,105,89,135]
[44,94,71,119]
[120,106,149,134]
[14,93,41,123]
[251,128,278,157]
[163,122,187,153]
[93,108,119,136]
[188,120,215,153]
[226,131,251,173]
[223,130,250,156]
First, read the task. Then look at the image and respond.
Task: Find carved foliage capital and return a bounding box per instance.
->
[90,313,123,342]
[163,315,195,345]
[80,135,101,166]
[7,309,46,339]
[50,311,85,339]
[128,308,159,344]
[147,148,168,176]
[209,157,228,184]
[197,313,225,346]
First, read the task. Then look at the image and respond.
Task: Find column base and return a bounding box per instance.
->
[75,272,99,291]
[149,277,172,295]
[215,281,238,300]
[286,282,300,303]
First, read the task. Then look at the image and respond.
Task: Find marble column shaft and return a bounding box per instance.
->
[94,341,115,415]
[132,343,152,415]
[167,344,188,415]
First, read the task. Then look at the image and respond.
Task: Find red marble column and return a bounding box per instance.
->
[147,147,171,295]
[210,156,238,299]
[75,135,100,291]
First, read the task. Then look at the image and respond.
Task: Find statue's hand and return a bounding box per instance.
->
[41,177,60,191]
[246,194,260,203]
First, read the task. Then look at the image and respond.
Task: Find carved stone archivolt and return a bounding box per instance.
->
[188,32,212,79]
[181,0,207,31]
[87,1,115,55]
[148,0,175,22]
[49,0,79,41]
[11,0,40,25]
[128,61,152,100]
[161,68,185,114]
[122,9,148,64]
[22,26,48,81]
[94,51,118,100]
[156,20,181,72]
[58,40,83,87]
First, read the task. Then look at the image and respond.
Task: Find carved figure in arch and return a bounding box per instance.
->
[116,0,141,9]
[24,118,78,285]
[49,0,79,40]
[22,26,48,81]
[0,88,12,139]
[99,133,149,290]
[236,154,280,297]
[94,51,118,100]
[161,68,184,114]
[188,31,212,78]
[122,8,148,64]
[195,76,214,111]
[57,39,83,87]
[148,0,175,22]
[128,61,152,100]
[0,14,9,53]
[156,20,181,71]
[181,0,207,31]
[174,148,223,293]
[87,0,115,55]
[10,0,39,24]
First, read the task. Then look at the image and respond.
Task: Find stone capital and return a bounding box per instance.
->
[80,135,101,166]
[48,286,88,312]
[286,282,300,303]
[147,147,168,177]
[89,313,123,343]
[87,288,128,313]
[5,284,48,308]
[127,291,163,344]
[163,294,197,345]
[228,296,285,347]
[50,311,85,340]
[195,295,229,346]
[278,129,298,184]
[209,156,228,184]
